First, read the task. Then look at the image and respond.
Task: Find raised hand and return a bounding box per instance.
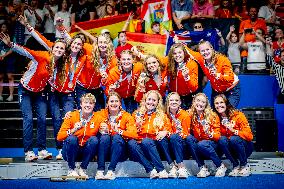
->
[55,17,64,26]
[0,32,11,47]
[17,15,28,26]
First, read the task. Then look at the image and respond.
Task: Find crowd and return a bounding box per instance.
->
[0,0,283,180]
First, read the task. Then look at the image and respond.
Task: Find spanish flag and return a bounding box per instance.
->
[141,0,173,34]
[126,32,167,57]
[70,14,130,39]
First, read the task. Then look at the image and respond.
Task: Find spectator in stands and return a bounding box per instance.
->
[42,0,58,42]
[0,23,15,102]
[215,0,234,18]
[96,0,106,18]
[95,92,139,180]
[115,0,132,15]
[226,25,242,74]
[239,6,267,66]
[54,0,71,39]
[192,0,215,19]
[239,6,267,39]
[214,94,253,177]
[132,90,173,179]
[233,0,249,21]
[258,0,277,24]
[197,40,240,107]
[115,32,133,59]
[267,50,284,103]
[57,93,99,178]
[186,93,226,177]
[151,21,161,35]
[24,0,44,43]
[165,92,190,178]
[8,0,25,46]
[0,1,8,25]
[171,0,193,30]
[272,28,284,63]
[104,3,116,18]
[240,28,268,72]
[71,0,96,25]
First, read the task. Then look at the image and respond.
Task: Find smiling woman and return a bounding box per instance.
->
[132,90,173,179]
[0,32,67,161]
[95,92,139,180]
[213,94,253,177]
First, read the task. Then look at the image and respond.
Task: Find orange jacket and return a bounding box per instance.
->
[189,111,221,141]
[96,109,139,140]
[168,59,199,96]
[34,30,86,93]
[13,46,50,92]
[106,62,144,98]
[199,55,239,93]
[220,111,253,141]
[134,69,168,102]
[133,111,173,140]
[169,109,191,139]
[77,44,118,89]
[57,110,100,146]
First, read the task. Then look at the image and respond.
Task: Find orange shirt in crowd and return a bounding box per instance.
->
[189,111,221,141]
[220,111,253,142]
[97,109,138,140]
[239,19,267,36]
[106,62,144,98]
[57,110,101,146]
[169,109,191,139]
[133,111,173,140]
[199,55,239,93]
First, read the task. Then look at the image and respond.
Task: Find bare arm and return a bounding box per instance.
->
[121,13,134,32]
[71,13,76,25]
[89,12,95,20]
[239,33,247,49]
[74,25,97,43]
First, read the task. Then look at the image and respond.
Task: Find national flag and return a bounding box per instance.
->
[141,0,173,34]
[166,29,221,54]
[126,32,167,57]
[70,14,130,39]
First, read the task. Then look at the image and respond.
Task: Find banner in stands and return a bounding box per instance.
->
[141,0,173,34]
[126,32,167,57]
[70,14,129,39]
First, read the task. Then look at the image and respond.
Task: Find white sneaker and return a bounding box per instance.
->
[158,169,168,179]
[177,167,188,178]
[56,149,63,160]
[38,149,52,160]
[229,166,240,177]
[105,170,116,180]
[95,170,105,180]
[0,95,3,101]
[76,167,89,179]
[6,95,13,102]
[168,166,177,178]
[215,163,227,177]
[239,165,251,177]
[149,169,159,179]
[197,166,210,178]
[67,169,79,177]
[25,151,38,161]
